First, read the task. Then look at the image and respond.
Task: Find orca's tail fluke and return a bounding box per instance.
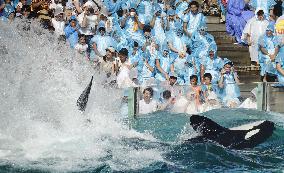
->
[77,76,94,112]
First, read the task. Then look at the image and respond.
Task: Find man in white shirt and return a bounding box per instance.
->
[242,10,269,64]
[139,87,158,115]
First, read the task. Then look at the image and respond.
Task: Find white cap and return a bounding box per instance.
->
[83,0,95,8]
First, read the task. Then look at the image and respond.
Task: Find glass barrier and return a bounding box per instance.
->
[126,82,268,118]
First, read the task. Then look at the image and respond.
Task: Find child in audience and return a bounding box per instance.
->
[186,75,202,114]
[75,34,88,57]
[218,60,241,108]
[201,73,221,111]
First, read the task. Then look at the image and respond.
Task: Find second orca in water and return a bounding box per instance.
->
[187,115,275,149]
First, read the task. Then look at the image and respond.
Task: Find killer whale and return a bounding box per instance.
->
[187,115,275,149]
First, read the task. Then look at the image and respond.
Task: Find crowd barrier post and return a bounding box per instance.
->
[256,82,267,111]
[128,87,138,128]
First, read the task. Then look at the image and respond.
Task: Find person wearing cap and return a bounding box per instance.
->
[89,20,116,63]
[99,46,116,77]
[64,15,80,48]
[149,3,166,46]
[218,59,241,108]
[183,1,206,38]
[258,23,279,82]
[155,44,173,82]
[200,44,223,84]
[51,6,65,38]
[191,22,216,62]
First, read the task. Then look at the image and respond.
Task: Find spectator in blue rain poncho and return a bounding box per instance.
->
[120,3,144,44]
[155,44,174,83]
[167,26,187,58]
[218,59,241,108]
[175,0,191,20]
[191,22,216,62]
[103,0,124,15]
[200,44,223,84]
[136,0,154,25]
[249,0,276,18]
[150,3,166,47]
[1,0,15,22]
[185,48,198,84]
[258,23,279,82]
[165,9,183,36]
[137,26,157,86]
[89,21,116,63]
[64,15,80,48]
[170,51,188,85]
[183,1,206,38]
[127,41,143,82]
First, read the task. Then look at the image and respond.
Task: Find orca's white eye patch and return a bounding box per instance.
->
[245,129,260,140]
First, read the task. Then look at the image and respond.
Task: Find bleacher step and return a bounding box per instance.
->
[207,16,220,24]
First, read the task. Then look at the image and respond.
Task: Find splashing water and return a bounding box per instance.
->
[1,20,284,173]
[0,20,167,172]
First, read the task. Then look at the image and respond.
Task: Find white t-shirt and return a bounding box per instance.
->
[75,43,88,54]
[139,99,158,115]
[77,12,98,35]
[51,18,65,36]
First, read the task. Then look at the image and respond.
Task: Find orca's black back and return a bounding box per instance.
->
[189,115,275,149]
